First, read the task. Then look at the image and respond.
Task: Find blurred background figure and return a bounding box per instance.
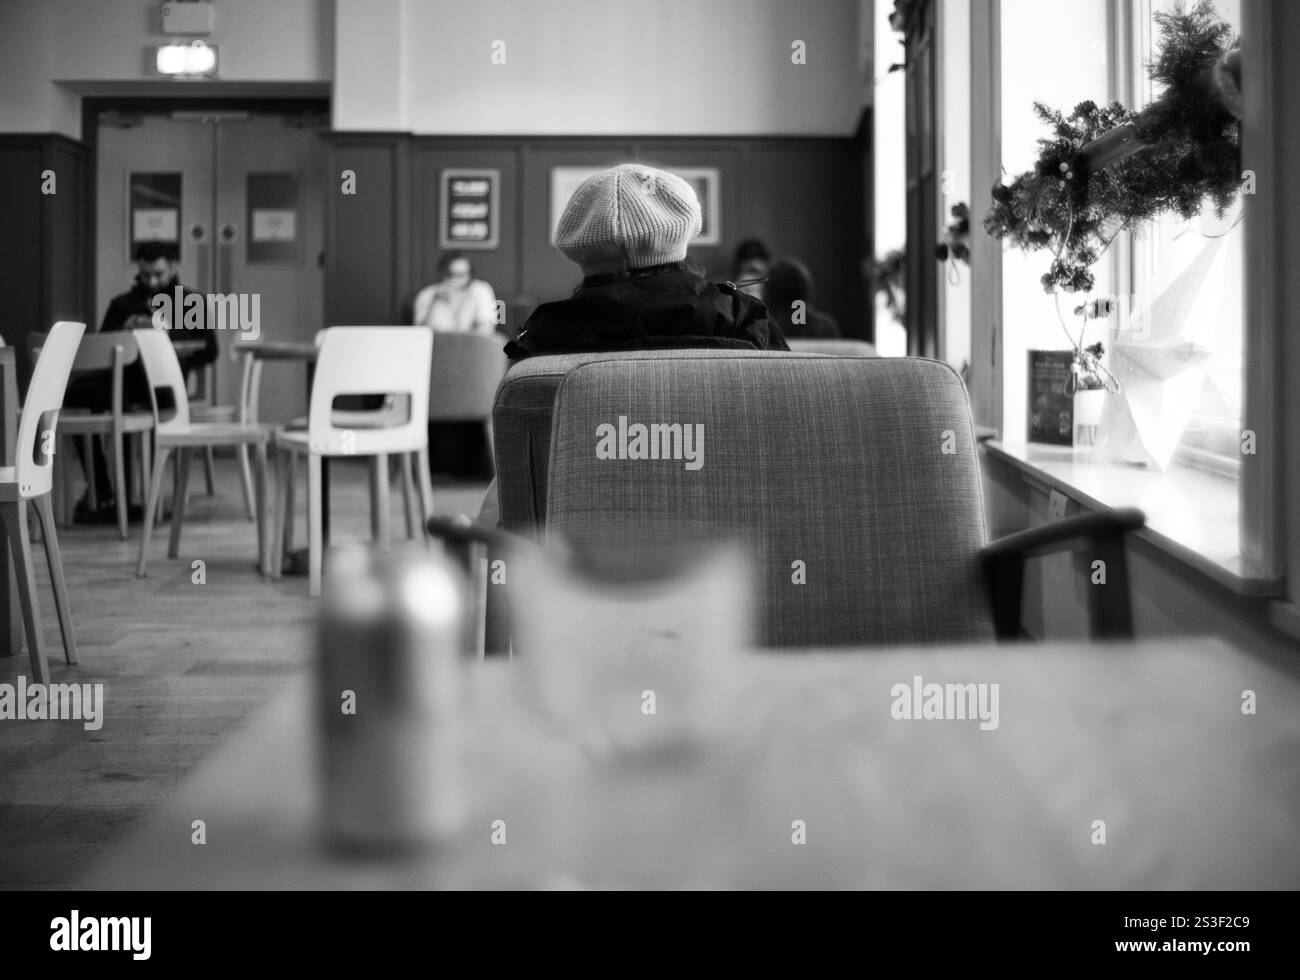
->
[413,252,499,333]
[765,257,841,340]
[730,237,771,300]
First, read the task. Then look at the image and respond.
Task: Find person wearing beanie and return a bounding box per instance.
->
[505,164,789,360]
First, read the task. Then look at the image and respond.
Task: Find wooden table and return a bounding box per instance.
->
[82,637,1300,889]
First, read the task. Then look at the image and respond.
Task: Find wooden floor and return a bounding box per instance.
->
[0,454,489,889]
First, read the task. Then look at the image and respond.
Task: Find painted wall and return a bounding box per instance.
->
[333,0,864,135]
[2,1,863,137]
[0,0,332,136]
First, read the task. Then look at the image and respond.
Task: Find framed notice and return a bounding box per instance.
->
[128,172,182,261]
[246,173,299,263]
[440,169,499,249]
[549,165,720,246]
[1027,350,1074,445]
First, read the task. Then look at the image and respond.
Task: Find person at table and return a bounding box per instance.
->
[505,164,788,361]
[412,252,499,333]
[64,241,217,522]
[764,257,842,340]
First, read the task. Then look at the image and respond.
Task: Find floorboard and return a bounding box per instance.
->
[0,454,490,887]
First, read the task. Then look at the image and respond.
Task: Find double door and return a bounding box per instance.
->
[95,110,325,423]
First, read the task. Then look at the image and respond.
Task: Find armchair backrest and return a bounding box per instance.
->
[544,354,995,647]
[493,349,785,538]
[430,332,508,422]
[786,338,879,357]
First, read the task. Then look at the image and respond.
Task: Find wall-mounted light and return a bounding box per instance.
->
[155,40,219,78]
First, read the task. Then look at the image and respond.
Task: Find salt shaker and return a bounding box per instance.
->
[317,546,468,850]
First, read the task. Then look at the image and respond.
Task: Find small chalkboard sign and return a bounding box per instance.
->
[1027,350,1074,445]
[440,169,499,249]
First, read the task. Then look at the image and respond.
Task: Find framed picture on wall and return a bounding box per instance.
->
[440,168,500,249]
[667,167,721,246]
[549,165,721,247]
[549,167,605,245]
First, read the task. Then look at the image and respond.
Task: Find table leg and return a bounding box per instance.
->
[321,457,330,547]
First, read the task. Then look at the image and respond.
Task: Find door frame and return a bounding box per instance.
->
[80,96,329,328]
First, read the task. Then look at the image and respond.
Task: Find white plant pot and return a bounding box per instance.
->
[1073,388,1107,446]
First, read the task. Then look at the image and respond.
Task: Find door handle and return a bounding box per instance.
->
[217,223,237,294]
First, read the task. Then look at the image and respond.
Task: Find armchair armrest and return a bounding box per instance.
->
[426,514,526,556]
[427,515,531,658]
[980,507,1146,641]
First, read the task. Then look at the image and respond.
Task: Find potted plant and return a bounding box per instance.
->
[983,1,1241,453]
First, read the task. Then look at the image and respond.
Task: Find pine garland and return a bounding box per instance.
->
[983,0,1241,294]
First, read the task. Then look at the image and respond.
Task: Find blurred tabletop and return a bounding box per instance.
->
[83,637,1300,889]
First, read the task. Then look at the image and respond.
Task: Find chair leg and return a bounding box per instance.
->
[416,446,435,526]
[369,456,382,542]
[282,450,297,565]
[400,452,417,540]
[271,449,288,580]
[136,447,173,578]
[204,446,217,496]
[238,445,256,522]
[83,436,97,511]
[112,426,128,540]
[373,453,391,554]
[253,440,270,576]
[1,501,49,684]
[33,494,76,666]
[168,447,193,559]
[308,452,322,597]
[139,432,153,510]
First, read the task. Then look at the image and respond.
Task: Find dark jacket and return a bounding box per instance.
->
[504,264,790,361]
[100,278,219,377]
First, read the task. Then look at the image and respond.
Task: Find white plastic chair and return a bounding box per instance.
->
[28,331,156,540]
[0,320,85,683]
[272,326,434,596]
[132,329,271,577]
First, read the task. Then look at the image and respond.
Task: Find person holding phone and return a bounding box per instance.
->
[65,241,217,522]
[412,252,498,333]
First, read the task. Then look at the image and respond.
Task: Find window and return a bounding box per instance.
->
[1128,0,1243,480]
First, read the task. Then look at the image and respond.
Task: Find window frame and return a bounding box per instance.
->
[964,0,1285,595]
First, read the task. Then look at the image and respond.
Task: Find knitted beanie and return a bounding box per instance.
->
[555,164,703,276]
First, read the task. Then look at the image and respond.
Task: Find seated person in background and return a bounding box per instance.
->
[764,257,842,340]
[413,252,498,333]
[506,164,788,361]
[65,240,218,522]
[730,237,771,300]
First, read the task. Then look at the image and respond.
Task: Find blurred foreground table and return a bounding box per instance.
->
[83,638,1300,889]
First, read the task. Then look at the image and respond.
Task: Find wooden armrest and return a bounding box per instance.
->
[980,508,1146,641]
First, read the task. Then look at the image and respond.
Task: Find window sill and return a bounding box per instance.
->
[983,440,1282,598]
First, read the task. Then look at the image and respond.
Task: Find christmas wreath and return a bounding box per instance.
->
[982,0,1241,294]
